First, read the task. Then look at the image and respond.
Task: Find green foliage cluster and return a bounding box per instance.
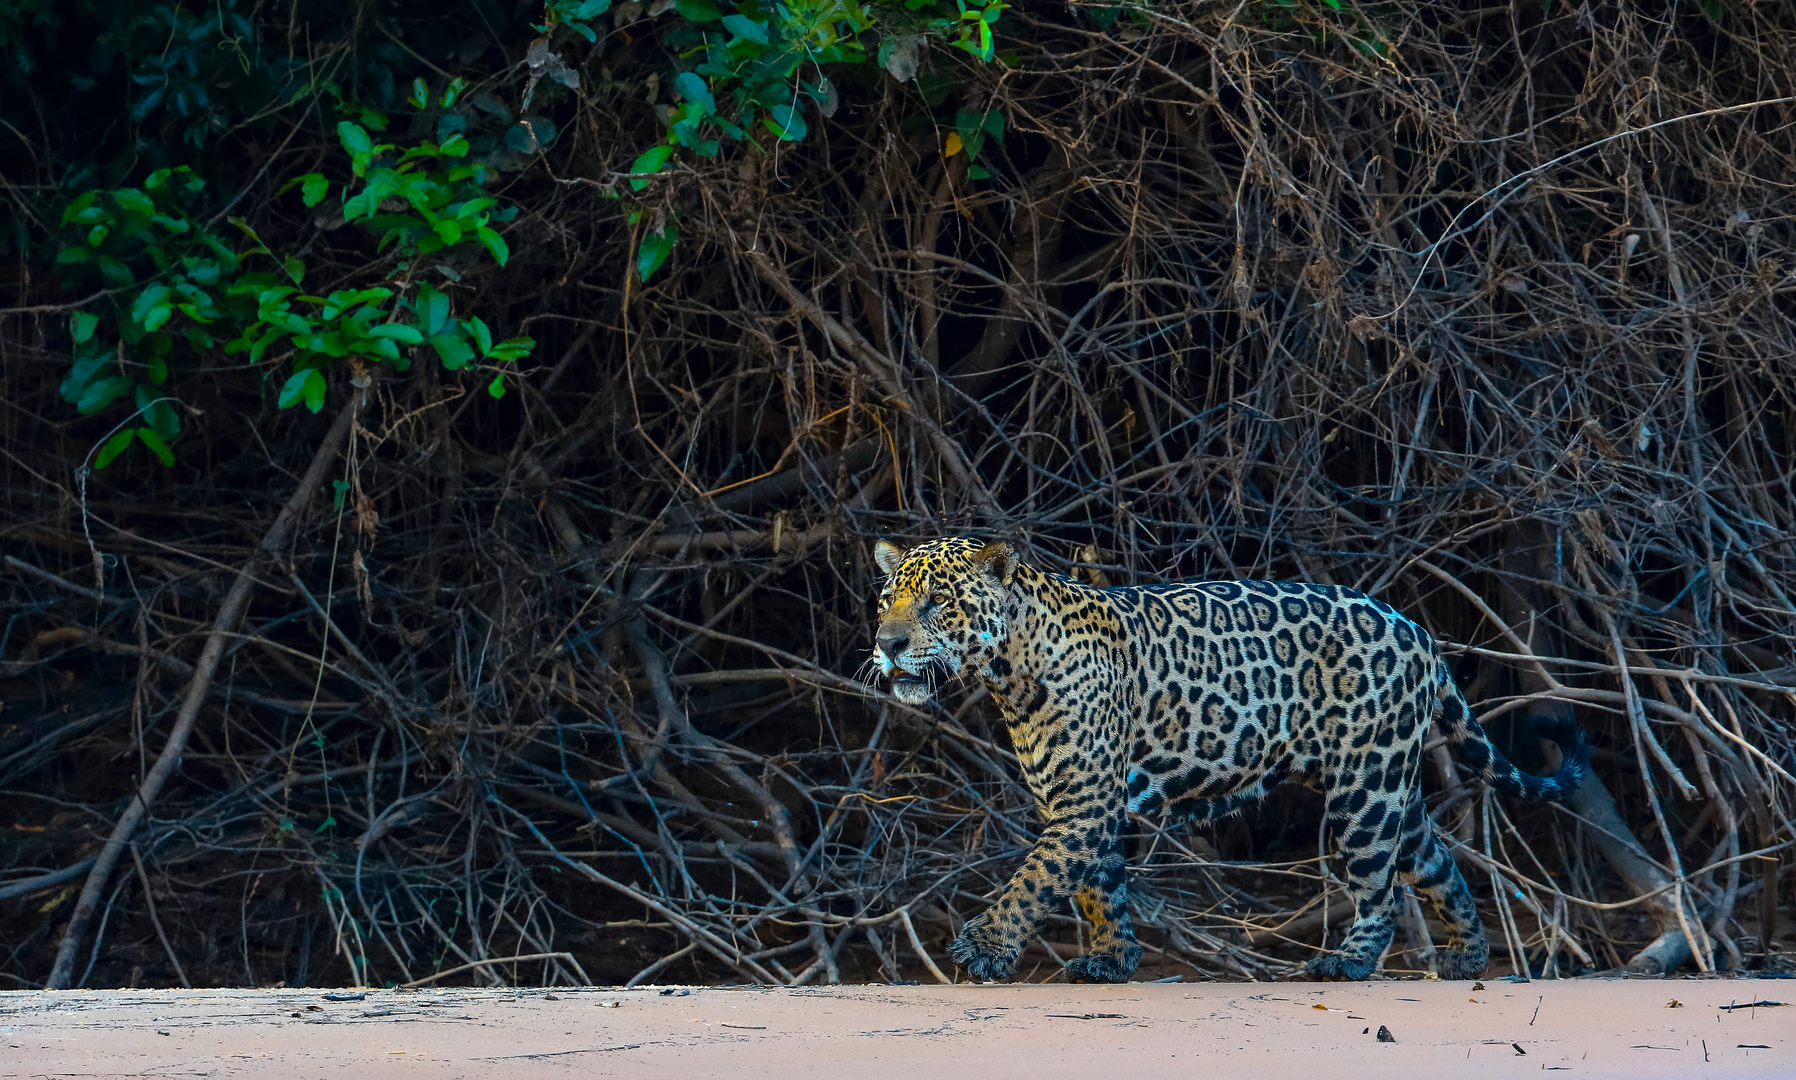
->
[55,99,534,469]
[11,0,1045,468]
[585,0,1012,279]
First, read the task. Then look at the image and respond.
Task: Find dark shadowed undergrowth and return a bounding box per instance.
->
[2,0,1793,988]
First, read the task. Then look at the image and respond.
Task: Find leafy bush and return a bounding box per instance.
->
[576,0,1012,278]
[56,107,534,467]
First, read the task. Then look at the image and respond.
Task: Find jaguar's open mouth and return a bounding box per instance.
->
[889,669,932,704]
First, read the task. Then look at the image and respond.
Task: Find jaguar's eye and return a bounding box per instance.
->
[929,592,950,606]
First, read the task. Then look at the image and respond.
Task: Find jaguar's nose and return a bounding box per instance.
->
[876,629,910,662]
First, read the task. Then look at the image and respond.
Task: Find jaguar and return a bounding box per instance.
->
[870,536,1586,982]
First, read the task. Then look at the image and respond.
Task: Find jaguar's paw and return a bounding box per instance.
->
[948,916,1018,982]
[1435,943,1490,980]
[1062,951,1136,984]
[1305,952,1378,981]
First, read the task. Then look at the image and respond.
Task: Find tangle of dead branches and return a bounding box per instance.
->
[2,0,1794,988]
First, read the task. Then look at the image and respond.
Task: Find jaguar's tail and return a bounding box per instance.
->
[1433,659,1588,801]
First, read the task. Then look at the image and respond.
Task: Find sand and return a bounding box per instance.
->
[2,977,1790,1078]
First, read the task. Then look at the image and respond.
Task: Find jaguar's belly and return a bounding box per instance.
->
[1124,730,1315,817]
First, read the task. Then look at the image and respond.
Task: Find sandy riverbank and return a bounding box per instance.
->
[3,976,1790,1078]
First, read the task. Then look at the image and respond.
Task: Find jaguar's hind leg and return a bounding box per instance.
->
[1062,825,1140,983]
[1305,783,1407,981]
[1396,797,1488,979]
[1064,887,1139,982]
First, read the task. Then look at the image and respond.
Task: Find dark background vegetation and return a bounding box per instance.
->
[2,0,1793,989]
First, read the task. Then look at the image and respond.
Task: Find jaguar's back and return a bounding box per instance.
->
[1104,579,1441,822]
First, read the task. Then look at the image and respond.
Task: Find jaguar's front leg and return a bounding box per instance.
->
[949,804,1132,981]
[948,817,1081,980]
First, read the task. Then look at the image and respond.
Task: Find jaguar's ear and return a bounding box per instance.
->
[874,539,906,576]
[973,541,1017,587]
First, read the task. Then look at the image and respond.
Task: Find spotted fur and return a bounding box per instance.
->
[870,537,1587,983]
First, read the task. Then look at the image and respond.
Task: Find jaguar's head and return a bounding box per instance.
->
[871,536,1017,705]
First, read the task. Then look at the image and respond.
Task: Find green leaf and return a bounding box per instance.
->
[134,427,175,466]
[674,72,715,115]
[184,257,221,285]
[93,428,135,469]
[95,255,134,287]
[300,173,328,207]
[322,287,393,320]
[277,368,326,412]
[277,369,311,409]
[338,121,373,158]
[487,336,536,362]
[112,189,153,215]
[244,325,284,363]
[76,375,134,414]
[229,215,269,250]
[409,77,429,109]
[315,815,337,833]
[63,352,109,401]
[469,316,494,357]
[61,191,98,226]
[475,225,509,267]
[302,369,326,413]
[488,374,506,399]
[282,256,306,284]
[454,197,498,220]
[417,283,451,335]
[266,310,314,335]
[71,312,99,344]
[637,218,677,282]
[506,121,544,155]
[766,103,807,141]
[142,395,178,439]
[429,332,475,370]
[338,121,379,176]
[367,323,424,344]
[955,110,1001,161]
[675,0,722,21]
[721,14,769,44]
[630,144,675,191]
